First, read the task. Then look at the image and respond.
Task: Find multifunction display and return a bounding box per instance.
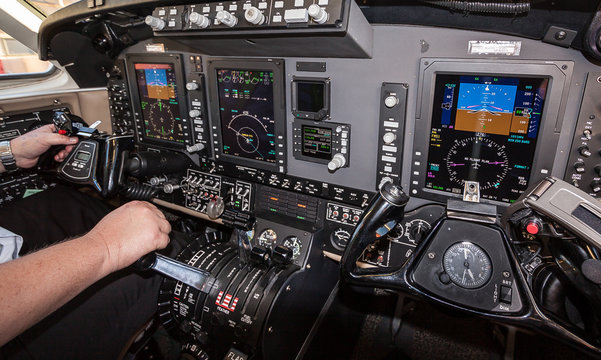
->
[302,125,332,160]
[425,74,548,202]
[217,69,276,164]
[134,63,185,144]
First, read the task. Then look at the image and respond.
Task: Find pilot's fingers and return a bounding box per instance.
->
[42,133,78,146]
[37,124,57,133]
[54,145,76,162]
[157,217,171,235]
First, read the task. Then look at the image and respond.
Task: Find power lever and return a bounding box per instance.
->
[136,252,213,293]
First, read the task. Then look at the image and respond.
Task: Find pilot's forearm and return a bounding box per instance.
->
[0,234,111,346]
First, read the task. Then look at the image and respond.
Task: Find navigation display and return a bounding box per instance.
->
[134,63,185,144]
[425,74,549,203]
[217,69,276,163]
[302,125,332,160]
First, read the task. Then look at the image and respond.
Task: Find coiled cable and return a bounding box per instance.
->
[421,0,530,14]
[122,182,159,201]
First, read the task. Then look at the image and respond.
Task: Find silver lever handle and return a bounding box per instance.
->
[136,252,212,292]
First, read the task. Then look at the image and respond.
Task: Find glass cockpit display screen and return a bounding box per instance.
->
[425,74,549,203]
[217,69,276,163]
[302,125,332,160]
[134,63,185,144]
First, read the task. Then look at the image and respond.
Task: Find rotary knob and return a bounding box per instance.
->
[189,109,201,118]
[186,82,199,91]
[408,221,431,243]
[145,15,165,31]
[206,197,225,219]
[328,153,346,171]
[579,145,592,157]
[574,161,586,174]
[583,129,593,140]
[592,180,601,193]
[189,12,210,28]
[384,95,398,108]
[308,4,328,24]
[382,132,396,144]
[244,6,265,25]
[215,10,238,27]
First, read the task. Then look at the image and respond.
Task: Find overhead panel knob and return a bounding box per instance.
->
[328,153,346,171]
[245,6,265,25]
[145,15,165,30]
[189,109,201,118]
[308,4,328,24]
[591,180,601,193]
[574,161,586,174]
[189,12,210,28]
[215,10,238,27]
[579,145,592,157]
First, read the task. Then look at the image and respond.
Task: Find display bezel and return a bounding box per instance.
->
[126,54,191,149]
[411,59,572,207]
[207,58,287,173]
[291,77,331,121]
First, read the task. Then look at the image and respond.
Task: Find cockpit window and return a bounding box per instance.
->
[24,0,81,16]
[0,30,53,76]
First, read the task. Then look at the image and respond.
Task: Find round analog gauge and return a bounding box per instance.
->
[386,222,405,242]
[445,136,509,190]
[406,219,432,244]
[257,229,277,249]
[443,242,492,289]
[283,236,303,260]
[331,228,351,250]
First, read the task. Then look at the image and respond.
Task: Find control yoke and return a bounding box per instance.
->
[45,112,134,197]
[340,182,410,289]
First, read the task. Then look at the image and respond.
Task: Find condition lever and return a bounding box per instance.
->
[136,252,213,293]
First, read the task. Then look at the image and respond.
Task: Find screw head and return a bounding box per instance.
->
[554,30,567,40]
[428,252,435,259]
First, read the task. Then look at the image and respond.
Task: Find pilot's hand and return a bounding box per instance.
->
[86,201,171,273]
[10,124,78,168]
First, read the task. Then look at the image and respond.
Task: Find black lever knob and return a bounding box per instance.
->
[272,245,293,266]
[250,245,271,266]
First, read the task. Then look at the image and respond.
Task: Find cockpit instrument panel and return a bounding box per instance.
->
[127,54,192,149]
[411,59,571,207]
[208,58,287,173]
[425,75,548,203]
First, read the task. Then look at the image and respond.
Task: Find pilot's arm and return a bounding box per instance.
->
[0,124,78,173]
[0,200,171,346]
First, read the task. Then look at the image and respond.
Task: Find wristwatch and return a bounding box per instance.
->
[0,140,17,171]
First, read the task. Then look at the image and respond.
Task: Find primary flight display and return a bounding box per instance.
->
[134,63,185,144]
[425,74,549,203]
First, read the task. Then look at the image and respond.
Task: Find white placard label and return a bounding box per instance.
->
[468,40,521,56]
[145,43,165,53]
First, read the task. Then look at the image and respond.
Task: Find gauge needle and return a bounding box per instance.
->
[464,249,468,260]
[467,269,475,282]
[462,269,466,283]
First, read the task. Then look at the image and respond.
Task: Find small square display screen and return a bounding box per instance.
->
[302,125,332,160]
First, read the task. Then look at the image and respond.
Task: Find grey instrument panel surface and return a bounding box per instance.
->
[125,24,596,202]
